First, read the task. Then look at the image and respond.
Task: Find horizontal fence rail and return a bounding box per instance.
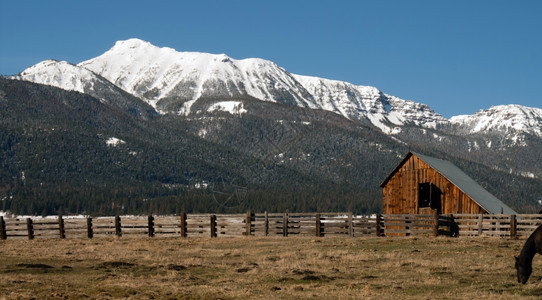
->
[0,213,541,240]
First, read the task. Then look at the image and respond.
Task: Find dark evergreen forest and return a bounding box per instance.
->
[1,79,541,216]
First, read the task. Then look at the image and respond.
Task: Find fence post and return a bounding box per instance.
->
[26,218,34,240]
[0,216,6,240]
[180,213,187,238]
[510,215,517,239]
[58,215,65,239]
[87,217,93,239]
[283,212,288,237]
[210,215,217,238]
[376,214,382,237]
[496,215,501,235]
[148,215,154,237]
[115,215,121,237]
[433,211,439,237]
[348,212,354,237]
[315,213,322,237]
[264,211,269,236]
[450,214,458,237]
[478,214,483,236]
[405,214,411,236]
[245,210,252,236]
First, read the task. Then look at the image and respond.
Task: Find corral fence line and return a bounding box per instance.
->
[0,212,540,240]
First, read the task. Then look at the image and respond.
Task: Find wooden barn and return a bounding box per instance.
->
[380,152,516,215]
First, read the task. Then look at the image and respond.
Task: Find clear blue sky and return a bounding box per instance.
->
[1,0,540,118]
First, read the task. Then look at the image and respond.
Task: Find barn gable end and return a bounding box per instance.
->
[380,152,516,215]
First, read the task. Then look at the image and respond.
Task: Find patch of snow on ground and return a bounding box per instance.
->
[207,101,247,115]
[390,127,402,134]
[520,172,536,179]
[106,137,126,146]
[367,114,391,134]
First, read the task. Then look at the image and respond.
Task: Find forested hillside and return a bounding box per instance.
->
[1,79,541,215]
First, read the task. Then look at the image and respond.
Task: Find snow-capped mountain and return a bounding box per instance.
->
[12,38,541,138]
[18,59,102,95]
[75,38,446,132]
[293,75,446,133]
[78,39,313,114]
[450,105,542,138]
[3,39,542,213]
[15,59,156,117]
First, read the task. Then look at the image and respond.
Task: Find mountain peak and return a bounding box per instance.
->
[16,38,539,137]
[78,39,312,113]
[450,104,542,137]
[16,39,451,132]
[16,59,98,94]
[113,38,152,49]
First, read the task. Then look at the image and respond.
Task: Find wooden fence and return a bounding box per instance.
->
[0,213,540,240]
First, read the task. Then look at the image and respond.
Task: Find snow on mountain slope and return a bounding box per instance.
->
[78,38,313,113]
[20,39,539,138]
[76,38,447,132]
[450,105,542,137]
[17,60,99,95]
[293,74,447,132]
[206,101,247,115]
[14,59,157,117]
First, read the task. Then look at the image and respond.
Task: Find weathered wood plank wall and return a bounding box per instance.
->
[383,155,486,214]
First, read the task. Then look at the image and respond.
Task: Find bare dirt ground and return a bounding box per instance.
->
[1,236,541,299]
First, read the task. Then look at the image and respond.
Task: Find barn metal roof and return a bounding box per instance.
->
[381,152,517,214]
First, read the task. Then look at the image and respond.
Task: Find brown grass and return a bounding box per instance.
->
[1,236,541,299]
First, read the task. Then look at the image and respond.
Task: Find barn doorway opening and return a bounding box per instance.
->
[418,182,442,214]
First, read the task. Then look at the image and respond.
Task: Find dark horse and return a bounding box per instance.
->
[515,225,542,284]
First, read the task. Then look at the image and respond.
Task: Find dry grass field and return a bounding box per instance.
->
[1,236,542,299]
